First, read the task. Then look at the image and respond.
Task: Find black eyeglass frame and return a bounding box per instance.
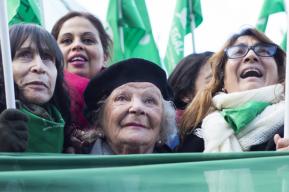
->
[224,43,277,59]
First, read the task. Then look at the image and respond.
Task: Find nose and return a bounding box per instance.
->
[30,55,46,74]
[128,98,146,116]
[71,39,84,51]
[243,48,259,63]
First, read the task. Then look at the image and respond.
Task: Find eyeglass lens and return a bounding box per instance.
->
[226,44,276,59]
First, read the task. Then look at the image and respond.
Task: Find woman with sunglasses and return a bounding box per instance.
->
[177,27,289,152]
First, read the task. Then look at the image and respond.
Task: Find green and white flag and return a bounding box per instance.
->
[7,0,42,25]
[164,0,203,74]
[107,0,161,65]
[256,0,286,50]
[256,0,285,32]
[281,34,287,50]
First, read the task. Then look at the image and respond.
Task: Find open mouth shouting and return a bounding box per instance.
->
[240,67,263,79]
[68,54,88,68]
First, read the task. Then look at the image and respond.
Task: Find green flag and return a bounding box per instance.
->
[256,0,284,32]
[7,0,42,26]
[164,0,203,74]
[281,33,287,50]
[256,0,286,50]
[107,0,161,65]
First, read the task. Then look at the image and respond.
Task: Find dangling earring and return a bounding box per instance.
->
[96,131,104,139]
[156,139,163,146]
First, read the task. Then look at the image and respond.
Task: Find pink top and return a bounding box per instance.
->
[64,71,89,129]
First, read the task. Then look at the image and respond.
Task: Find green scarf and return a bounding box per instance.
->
[20,105,65,153]
[221,101,270,134]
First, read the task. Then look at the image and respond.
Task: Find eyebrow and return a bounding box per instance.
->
[142,89,162,98]
[59,33,72,38]
[81,32,97,37]
[59,32,97,39]
[233,43,247,46]
[17,45,51,56]
[16,47,35,52]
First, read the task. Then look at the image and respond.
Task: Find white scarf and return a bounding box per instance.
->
[202,84,284,152]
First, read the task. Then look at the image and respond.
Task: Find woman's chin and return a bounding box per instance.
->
[121,136,151,146]
[23,94,51,105]
[231,82,267,92]
[67,67,88,78]
[116,134,156,148]
[114,138,156,154]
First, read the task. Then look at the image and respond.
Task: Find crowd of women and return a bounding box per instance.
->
[0,11,289,154]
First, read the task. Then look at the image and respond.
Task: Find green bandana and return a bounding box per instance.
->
[221,101,270,134]
[20,105,65,153]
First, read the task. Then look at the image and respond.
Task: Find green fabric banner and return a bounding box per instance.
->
[7,0,42,25]
[164,0,203,74]
[0,152,289,191]
[107,0,161,65]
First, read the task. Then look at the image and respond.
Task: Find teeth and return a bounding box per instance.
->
[71,56,85,62]
[244,68,260,74]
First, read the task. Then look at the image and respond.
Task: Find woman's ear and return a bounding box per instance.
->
[221,87,228,93]
[155,135,163,146]
[103,54,109,67]
[95,128,105,139]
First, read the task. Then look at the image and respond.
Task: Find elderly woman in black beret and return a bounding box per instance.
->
[84,58,177,154]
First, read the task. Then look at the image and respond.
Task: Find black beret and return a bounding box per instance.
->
[84,58,173,112]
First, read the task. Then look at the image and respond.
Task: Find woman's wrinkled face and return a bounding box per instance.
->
[13,39,57,104]
[224,35,279,93]
[102,82,163,154]
[57,16,105,79]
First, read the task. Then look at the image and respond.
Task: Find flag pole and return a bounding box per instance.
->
[284,0,289,138]
[118,0,125,55]
[0,0,16,109]
[189,0,196,53]
[283,0,289,184]
[38,0,45,26]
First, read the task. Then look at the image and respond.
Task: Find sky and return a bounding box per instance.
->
[45,0,287,58]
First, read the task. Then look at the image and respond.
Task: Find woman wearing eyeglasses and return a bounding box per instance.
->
[177,27,288,152]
